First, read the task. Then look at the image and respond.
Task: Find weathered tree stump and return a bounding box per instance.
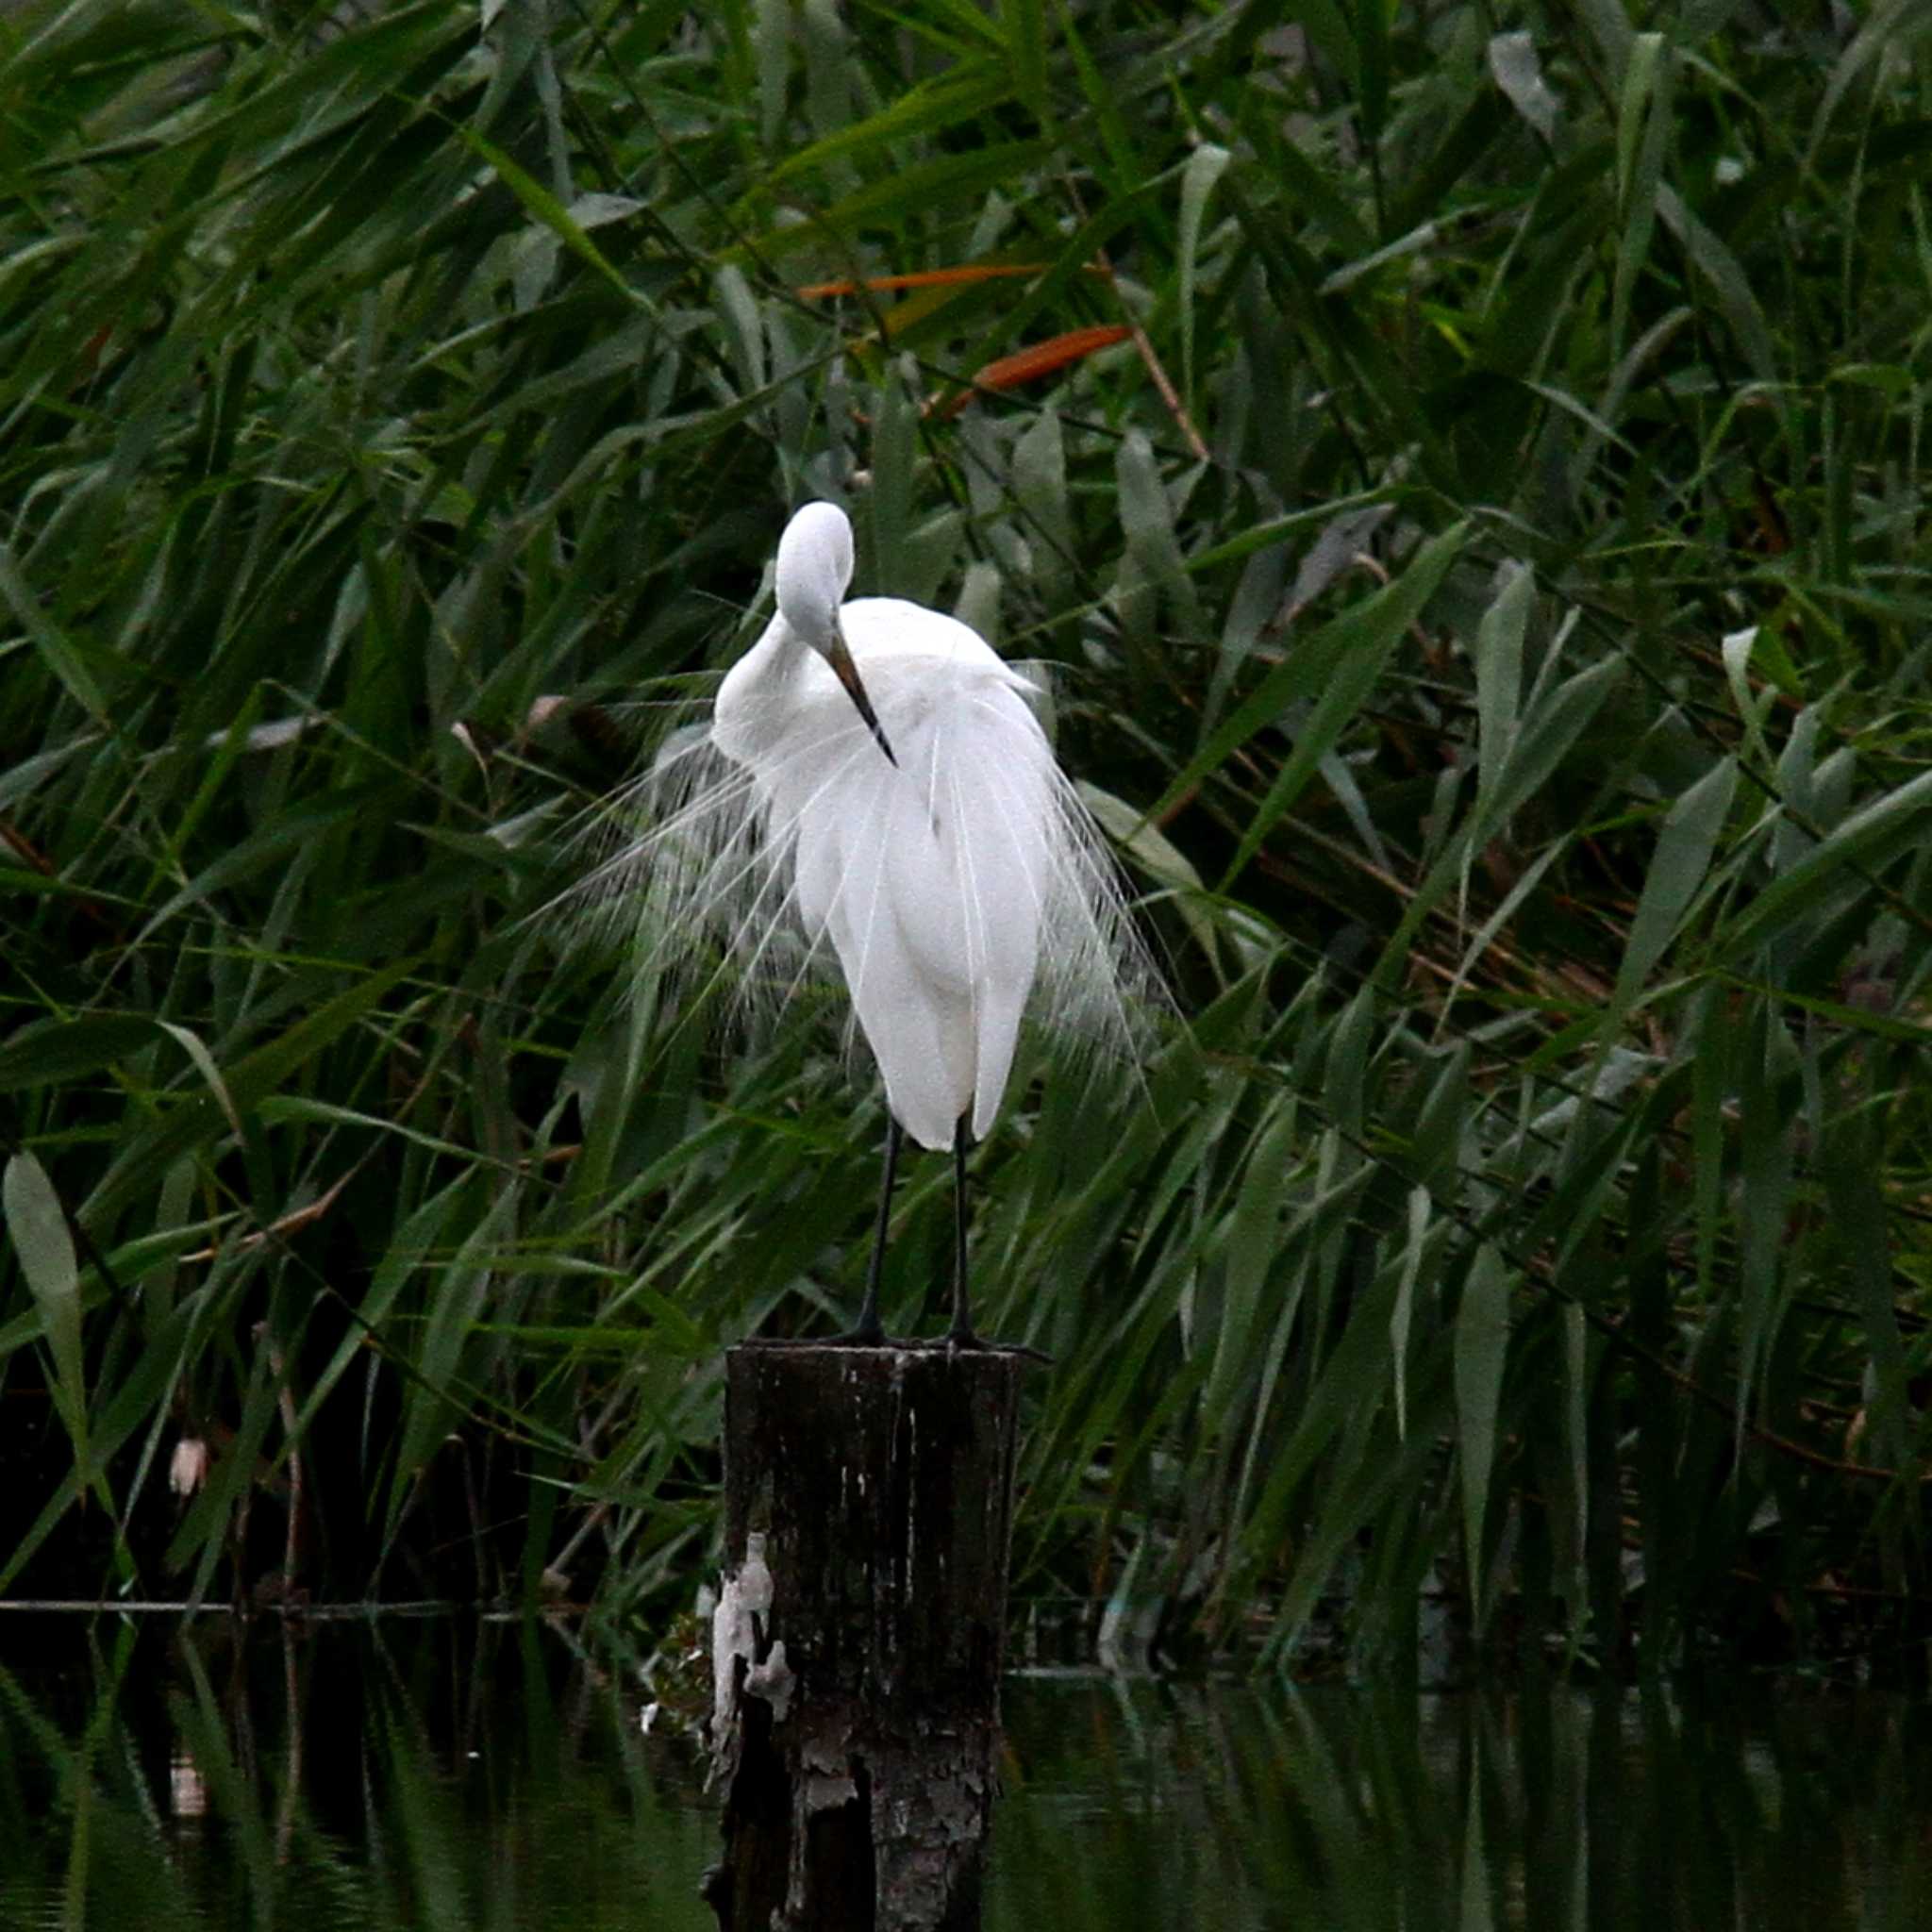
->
[704,1341,1027,1932]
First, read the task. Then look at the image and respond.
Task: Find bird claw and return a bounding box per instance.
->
[947,1330,1052,1364]
[742,1326,1049,1361]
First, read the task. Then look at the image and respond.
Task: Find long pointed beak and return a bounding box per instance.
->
[824,622,897,766]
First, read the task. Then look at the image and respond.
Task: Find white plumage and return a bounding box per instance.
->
[581,499,1154,1341]
[715,600,1056,1150]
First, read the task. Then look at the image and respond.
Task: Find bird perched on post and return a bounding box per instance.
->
[583,499,1156,1347]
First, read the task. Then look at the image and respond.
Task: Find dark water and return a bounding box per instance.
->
[2,1615,1929,1930]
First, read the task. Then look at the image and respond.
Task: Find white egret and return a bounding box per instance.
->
[587,499,1155,1347]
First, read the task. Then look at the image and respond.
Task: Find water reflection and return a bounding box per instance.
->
[1,1617,1928,1930]
[0,1616,714,1932]
[997,1674,1932,1930]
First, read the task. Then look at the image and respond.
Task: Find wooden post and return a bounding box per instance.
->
[703,1341,1026,1932]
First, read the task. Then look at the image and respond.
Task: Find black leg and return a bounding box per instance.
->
[947,1113,982,1347]
[841,1114,902,1344]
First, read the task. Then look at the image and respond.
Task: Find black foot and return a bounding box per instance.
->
[946,1326,1052,1363]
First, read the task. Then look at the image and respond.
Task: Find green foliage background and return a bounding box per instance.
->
[4,0,1931,1672]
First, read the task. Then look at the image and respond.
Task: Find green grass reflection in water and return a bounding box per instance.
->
[3,1620,1931,1931]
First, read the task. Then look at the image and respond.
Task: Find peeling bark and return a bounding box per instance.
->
[705,1342,1026,1932]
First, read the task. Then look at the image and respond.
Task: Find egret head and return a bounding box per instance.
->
[774,502,852,639]
[774,501,896,766]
